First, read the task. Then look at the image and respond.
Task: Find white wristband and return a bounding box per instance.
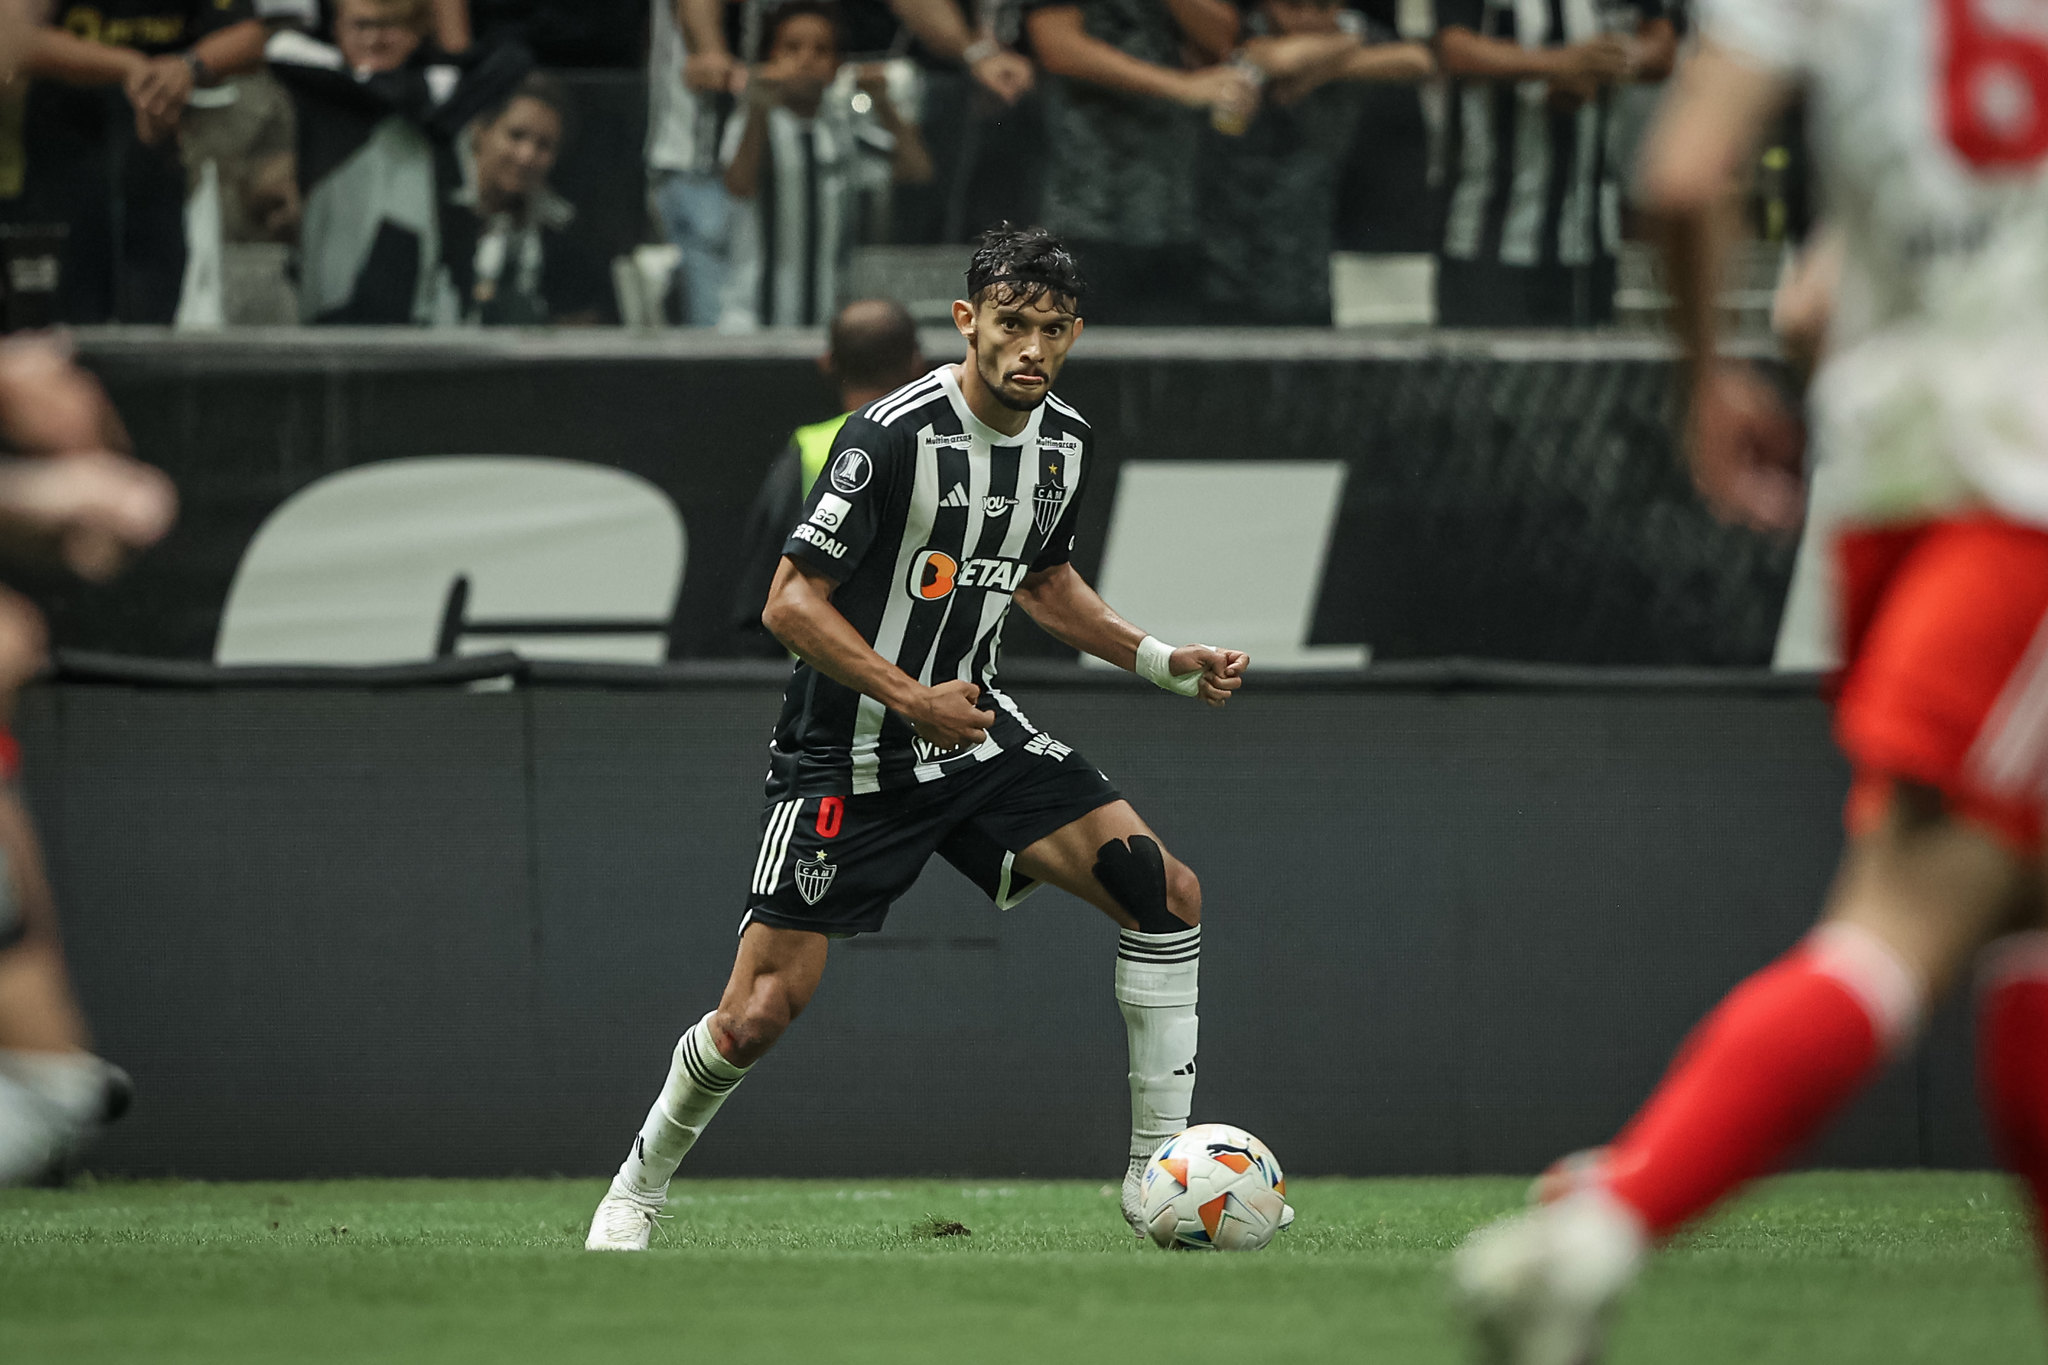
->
[1135,635,1202,697]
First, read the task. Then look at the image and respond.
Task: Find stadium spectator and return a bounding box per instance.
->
[268,0,529,323]
[719,1,933,330]
[871,0,1038,244]
[1431,0,1673,327]
[729,297,925,653]
[1024,0,1256,324]
[646,0,734,325]
[442,72,615,324]
[1197,0,1431,325]
[0,1,272,323]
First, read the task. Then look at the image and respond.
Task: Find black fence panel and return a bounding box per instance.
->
[14,667,1988,1179]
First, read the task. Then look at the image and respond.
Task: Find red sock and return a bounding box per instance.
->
[1600,925,1919,1237]
[1979,934,2048,1262]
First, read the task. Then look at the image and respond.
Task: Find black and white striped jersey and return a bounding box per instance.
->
[1434,0,1665,270]
[770,364,1094,797]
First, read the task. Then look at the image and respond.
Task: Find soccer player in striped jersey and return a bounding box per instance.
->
[587,224,1253,1250]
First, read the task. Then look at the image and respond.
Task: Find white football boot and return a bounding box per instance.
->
[1120,1157,1148,1235]
[1452,1192,1646,1365]
[584,1177,668,1252]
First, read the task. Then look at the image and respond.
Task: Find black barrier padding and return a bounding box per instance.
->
[14,676,1990,1179]
[62,333,1794,667]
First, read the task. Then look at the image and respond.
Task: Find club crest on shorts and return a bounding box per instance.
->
[793,849,837,905]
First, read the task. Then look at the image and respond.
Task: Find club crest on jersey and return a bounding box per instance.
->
[829,449,872,495]
[793,850,837,905]
[1032,482,1066,536]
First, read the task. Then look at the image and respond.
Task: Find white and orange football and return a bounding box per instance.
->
[1139,1123,1287,1251]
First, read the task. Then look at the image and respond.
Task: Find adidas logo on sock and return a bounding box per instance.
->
[940,483,970,508]
[1172,1059,1197,1077]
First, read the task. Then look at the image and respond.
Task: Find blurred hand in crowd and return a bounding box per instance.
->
[1547,33,1631,107]
[1176,63,1259,121]
[968,46,1033,104]
[684,48,742,94]
[122,52,195,145]
[0,0,35,82]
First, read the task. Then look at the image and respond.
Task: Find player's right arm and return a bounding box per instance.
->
[762,560,994,748]
[760,414,993,750]
[1639,24,1802,530]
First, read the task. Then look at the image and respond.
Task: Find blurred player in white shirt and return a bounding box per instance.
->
[1456,0,2048,1359]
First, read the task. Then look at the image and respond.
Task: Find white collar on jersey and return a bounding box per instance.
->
[938,364,1047,447]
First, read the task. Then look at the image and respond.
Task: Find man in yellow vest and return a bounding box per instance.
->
[730,298,926,654]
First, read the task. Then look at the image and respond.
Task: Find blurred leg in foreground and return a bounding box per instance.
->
[0,340,174,1183]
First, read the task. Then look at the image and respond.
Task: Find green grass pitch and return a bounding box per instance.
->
[0,1172,2039,1363]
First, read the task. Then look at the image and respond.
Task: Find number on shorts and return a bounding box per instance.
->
[1942,0,2048,169]
[816,796,844,839]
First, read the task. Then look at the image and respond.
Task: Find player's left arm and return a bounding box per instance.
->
[1641,35,1802,530]
[1012,563,1247,708]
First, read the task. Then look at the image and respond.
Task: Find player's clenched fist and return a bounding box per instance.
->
[1170,645,1250,708]
[908,678,996,749]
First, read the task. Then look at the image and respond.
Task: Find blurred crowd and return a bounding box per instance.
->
[0,0,1718,330]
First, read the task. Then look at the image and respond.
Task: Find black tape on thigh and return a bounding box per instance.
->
[1093,835,1180,934]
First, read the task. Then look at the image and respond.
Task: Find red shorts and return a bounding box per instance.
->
[1836,515,2048,853]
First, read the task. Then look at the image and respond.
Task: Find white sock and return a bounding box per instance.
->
[617,1013,750,1195]
[1116,926,1200,1161]
[0,1050,103,1127]
[0,1072,70,1185]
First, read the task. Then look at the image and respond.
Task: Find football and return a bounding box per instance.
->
[1139,1123,1287,1251]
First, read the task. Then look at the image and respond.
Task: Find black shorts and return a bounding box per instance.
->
[740,739,1121,937]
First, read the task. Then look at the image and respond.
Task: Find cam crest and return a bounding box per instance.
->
[793,849,837,905]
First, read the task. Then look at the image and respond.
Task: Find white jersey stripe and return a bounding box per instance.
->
[962,434,1044,683]
[850,422,942,794]
[869,376,946,428]
[1444,84,1494,261]
[1498,86,1552,268]
[861,372,944,424]
[1044,393,1089,426]
[1555,103,1601,267]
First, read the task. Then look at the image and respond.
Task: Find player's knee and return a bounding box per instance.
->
[1166,861,1201,928]
[1094,834,1196,934]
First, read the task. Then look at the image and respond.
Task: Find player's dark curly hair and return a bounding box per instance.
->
[965,224,1086,312]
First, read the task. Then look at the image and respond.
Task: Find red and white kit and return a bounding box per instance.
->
[1709,0,2048,846]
